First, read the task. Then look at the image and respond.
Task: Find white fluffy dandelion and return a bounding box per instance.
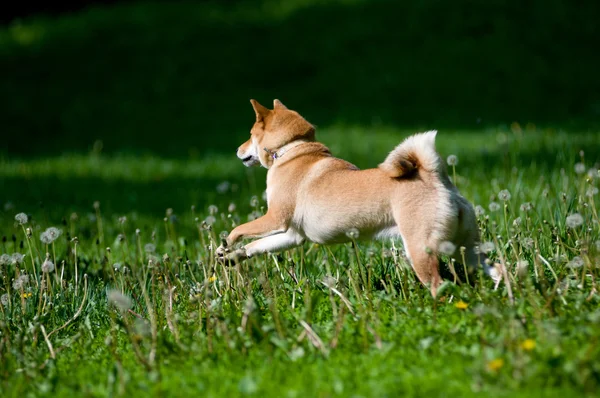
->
[208,205,219,215]
[11,253,25,265]
[144,243,156,253]
[479,242,495,254]
[41,259,55,273]
[345,228,360,240]
[216,181,230,194]
[521,237,535,249]
[516,260,529,277]
[204,216,216,226]
[107,289,132,312]
[586,187,599,197]
[446,155,459,166]
[12,274,29,290]
[566,213,584,228]
[438,241,456,256]
[567,256,584,268]
[574,163,586,174]
[40,227,62,244]
[0,254,10,266]
[228,203,236,213]
[489,202,501,212]
[1,293,8,306]
[475,205,486,216]
[520,202,532,212]
[498,189,511,202]
[15,213,28,224]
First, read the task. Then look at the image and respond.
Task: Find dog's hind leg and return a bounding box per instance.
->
[404,238,443,297]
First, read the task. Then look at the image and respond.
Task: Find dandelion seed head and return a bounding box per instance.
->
[0,254,10,266]
[586,187,599,197]
[0,294,8,306]
[250,196,259,208]
[575,163,586,174]
[93,201,100,210]
[15,213,28,224]
[204,216,216,226]
[216,181,230,194]
[566,213,584,228]
[41,259,55,273]
[498,190,511,202]
[479,242,495,254]
[438,241,456,256]
[345,228,360,240]
[40,227,62,244]
[208,205,219,215]
[11,253,25,265]
[520,202,532,212]
[12,274,29,290]
[228,203,236,213]
[513,217,522,227]
[588,168,599,179]
[516,260,529,277]
[489,202,501,212]
[475,205,486,216]
[118,216,127,225]
[107,289,132,312]
[446,155,458,166]
[521,237,535,249]
[144,243,156,253]
[322,276,337,288]
[567,256,584,268]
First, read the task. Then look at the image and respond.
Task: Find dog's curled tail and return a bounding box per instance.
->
[378,130,441,178]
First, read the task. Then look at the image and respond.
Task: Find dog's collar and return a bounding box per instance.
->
[264,141,307,161]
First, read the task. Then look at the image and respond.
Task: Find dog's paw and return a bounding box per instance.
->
[215,244,229,258]
[216,248,248,265]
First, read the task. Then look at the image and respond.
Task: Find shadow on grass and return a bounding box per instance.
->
[0,0,599,158]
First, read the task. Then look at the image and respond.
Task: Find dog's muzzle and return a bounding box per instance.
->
[237,150,259,167]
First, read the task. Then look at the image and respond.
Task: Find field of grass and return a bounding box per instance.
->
[2,124,600,397]
[2,0,600,396]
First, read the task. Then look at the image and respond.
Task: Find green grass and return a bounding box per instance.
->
[1,0,600,396]
[1,125,600,397]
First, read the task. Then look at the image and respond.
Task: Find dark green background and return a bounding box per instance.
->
[1,0,599,158]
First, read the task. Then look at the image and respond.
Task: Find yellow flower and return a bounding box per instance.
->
[521,339,536,351]
[454,300,468,310]
[208,275,217,282]
[21,292,32,299]
[487,358,504,372]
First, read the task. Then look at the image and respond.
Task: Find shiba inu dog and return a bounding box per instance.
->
[216,99,488,296]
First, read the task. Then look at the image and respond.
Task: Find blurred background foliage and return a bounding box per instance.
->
[1,0,599,158]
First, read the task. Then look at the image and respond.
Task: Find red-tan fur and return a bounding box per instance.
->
[216,99,487,296]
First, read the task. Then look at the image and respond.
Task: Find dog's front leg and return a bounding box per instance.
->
[216,212,286,263]
[244,229,304,257]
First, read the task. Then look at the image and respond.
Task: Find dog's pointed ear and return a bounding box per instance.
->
[273,99,288,110]
[250,99,270,121]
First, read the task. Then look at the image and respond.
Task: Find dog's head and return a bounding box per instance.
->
[237,99,315,168]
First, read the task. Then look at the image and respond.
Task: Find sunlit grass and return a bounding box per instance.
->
[1,125,599,396]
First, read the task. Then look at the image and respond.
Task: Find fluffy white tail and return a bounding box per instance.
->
[378,130,441,178]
